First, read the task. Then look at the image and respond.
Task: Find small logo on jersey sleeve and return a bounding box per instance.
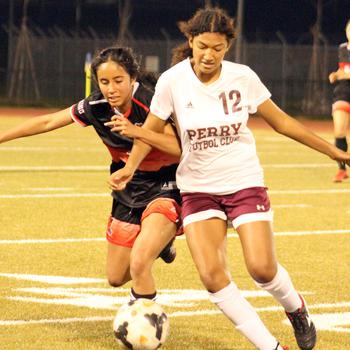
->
[185,101,194,109]
[77,100,85,115]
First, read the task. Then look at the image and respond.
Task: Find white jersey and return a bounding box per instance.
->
[150,58,271,195]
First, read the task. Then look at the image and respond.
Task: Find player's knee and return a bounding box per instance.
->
[107,276,126,288]
[247,261,277,283]
[199,266,229,291]
[130,255,152,279]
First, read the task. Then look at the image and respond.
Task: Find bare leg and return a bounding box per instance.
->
[106,242,131,287]
[236,220,277,283]
[185,218,282,349]
[130,212,176,295]
[185,218,230,292]
[333,109,350,138]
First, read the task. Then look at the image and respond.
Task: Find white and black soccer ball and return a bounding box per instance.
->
[113,298,169,350]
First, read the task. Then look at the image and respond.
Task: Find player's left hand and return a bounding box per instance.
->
[104,115,140,138]
[330,148,350,166]
[108,167,134,191]
[328,71,337,84]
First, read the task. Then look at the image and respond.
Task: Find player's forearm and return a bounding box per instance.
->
[336,70,350,80]
[329,69,350,82]
[0,109,72,144]
[136,128,181,157]
[259,99,336,159]
[0,116,51,143]
[275,115,336,158]
[125,139,153,172]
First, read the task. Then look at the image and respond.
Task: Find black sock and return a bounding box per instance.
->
[335,137,348,169]
[130,288,157,301]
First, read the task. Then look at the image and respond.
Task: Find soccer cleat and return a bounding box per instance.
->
[158,238,176,264]
[333,169,348,182]
[286,295,316,350]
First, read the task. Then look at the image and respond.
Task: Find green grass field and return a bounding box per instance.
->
[0,112,349,349]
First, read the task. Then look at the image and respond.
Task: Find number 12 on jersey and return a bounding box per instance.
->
[219,90,242,115]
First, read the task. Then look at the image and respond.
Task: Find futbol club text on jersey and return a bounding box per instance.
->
[187,122,242,151]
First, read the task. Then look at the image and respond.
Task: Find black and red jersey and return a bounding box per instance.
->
[333,43,350,103]
[70,83,180,208]
[338,42,350,73]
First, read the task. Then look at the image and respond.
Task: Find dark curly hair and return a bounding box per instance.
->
[91,46,157,90]
[171,7,236,66]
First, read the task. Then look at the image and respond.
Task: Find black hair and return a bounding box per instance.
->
[90,46,157,90]
[91,46,139,82]
[171,7,235,66]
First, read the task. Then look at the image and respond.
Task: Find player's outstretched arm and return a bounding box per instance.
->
[329,69,350,83]
[0,108,73,144]
[257,99,350,166]
[105,114,181,157]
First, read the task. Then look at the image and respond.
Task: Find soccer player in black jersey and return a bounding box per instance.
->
[329,19,350,182]
[0,46,181,302]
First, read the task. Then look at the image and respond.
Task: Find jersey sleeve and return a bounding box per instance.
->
[247,68,271,114]
[150,73,173,121]
[70,99,91,127]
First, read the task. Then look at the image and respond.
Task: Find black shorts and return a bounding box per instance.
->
[111,199,144,225]
[333,80,350,103]
[110,161,181,208]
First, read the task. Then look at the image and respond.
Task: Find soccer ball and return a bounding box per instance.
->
[113,298,169,350]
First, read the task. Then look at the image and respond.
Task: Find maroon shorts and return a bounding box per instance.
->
[181,187,273,229]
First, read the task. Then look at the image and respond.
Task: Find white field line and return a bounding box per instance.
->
[27,187,75,191]
[1,188,350,199]
[0,238,104,244]
[0,165,107,171]
[262,163,334,168]
[270,189,350,194]
[0,302,349,326]
[0,193,109,199]
[0,229,349,245]
[0,163,336,172]
[273,204,311,208]
[0,146,104,152]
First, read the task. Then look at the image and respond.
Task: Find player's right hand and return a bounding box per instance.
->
[108,167,134,191]
[329,71,337,84]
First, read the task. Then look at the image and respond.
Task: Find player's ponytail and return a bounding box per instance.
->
[171,42,193,66]
[137,71,159,90]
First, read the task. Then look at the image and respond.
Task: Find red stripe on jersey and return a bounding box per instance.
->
[339,62,350,70]
[132,97,150,113]
[124,108,132,118]
[70,105,88,127]
[105,143,179,171]
[105,144,130,164]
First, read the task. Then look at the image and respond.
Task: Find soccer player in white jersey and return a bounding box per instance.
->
[108,7,350,350]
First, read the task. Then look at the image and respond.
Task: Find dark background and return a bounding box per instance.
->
[0,0,349,103]
[0,0,348,40]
